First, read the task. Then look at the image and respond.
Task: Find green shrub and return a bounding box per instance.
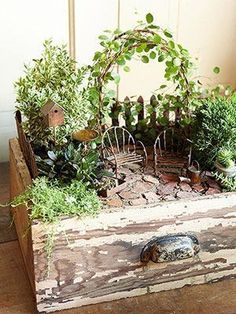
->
[192,96,236,169]
[15,40,91,147]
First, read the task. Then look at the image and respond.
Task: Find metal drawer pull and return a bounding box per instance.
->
[140,233,200,263]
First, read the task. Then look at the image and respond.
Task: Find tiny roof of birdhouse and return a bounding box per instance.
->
[41,99,64,115]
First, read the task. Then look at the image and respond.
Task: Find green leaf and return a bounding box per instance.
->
[136,46,143,53]
[164,30,172,38]
[107,89,116,98]
[98,35,109,41]
[168,40,175,49]
[123,65,130,72]
[141,55,149,63]
[158,116,169,126]
[150,51,156,59]
[146,13,154,24]
[213,66,220,74]
[160,84,167,89]
[111,72,120,84]
[153,34,161,44]
[158,54,165,62]
[116,57,126,66]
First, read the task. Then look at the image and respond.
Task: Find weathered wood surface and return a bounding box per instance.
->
[9,138,236,314]
[32,193,236,313]
[9,138,35,293]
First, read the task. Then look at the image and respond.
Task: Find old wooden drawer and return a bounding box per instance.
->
[9,138,236,313]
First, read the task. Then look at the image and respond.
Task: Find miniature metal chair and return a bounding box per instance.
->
[101,126,147,177]
[154,127,192,176]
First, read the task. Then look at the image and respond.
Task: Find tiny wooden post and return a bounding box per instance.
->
[137,96,144,122]
[124,96,132,130]
[150,95,157,128]
[15,111,38,179]
[111,100,120,126]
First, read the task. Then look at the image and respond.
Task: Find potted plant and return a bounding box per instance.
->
[215,148,236,178]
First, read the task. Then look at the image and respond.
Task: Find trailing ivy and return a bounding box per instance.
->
[85,13,202,128]
[10,176,101,274]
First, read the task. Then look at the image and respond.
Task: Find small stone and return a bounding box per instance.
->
[207,178,222,190]
[160,173,179,184]
[193,184,205,193]
[119,167,133,176]
[143,191,160,203]
[179,176,191,183]
[129,197,147,206]
[179,182,192,192]
[145,165,155,175]
[206,187,221,195]
[132,180,154,193]
[128,163,142,171]
[126,174,143,182]
[106,198,123,207]
[158,182,177,196]
[177,191,196,199]
[143,175,160,186]
[119,190,138,200]
[205,171,214,178]
[162,194,177,201]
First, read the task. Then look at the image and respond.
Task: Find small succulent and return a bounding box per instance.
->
[217,149,235,169]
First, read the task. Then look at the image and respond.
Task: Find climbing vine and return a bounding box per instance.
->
[86,13,202,128]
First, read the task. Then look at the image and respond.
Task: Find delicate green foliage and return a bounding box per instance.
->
[217,149,235,168]
[11,176,101,270]
[192,96,236,169]
[111,72,120,84]
[86,13,201,129]
[15,40,91,146]
[164,30,172,38]
[141,55,149,63]
[146,13,154,24]
[123,65,130,72]
[213,66,220,74]
[214,172,236,192]
[150,51,156,59]
[12,176,101,223]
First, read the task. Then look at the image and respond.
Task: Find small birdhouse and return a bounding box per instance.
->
[41,100,64,127]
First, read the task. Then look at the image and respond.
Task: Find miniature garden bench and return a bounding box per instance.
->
[154,127,192,176]
[101,126,147,177]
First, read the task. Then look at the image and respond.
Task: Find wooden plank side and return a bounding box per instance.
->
[9,138,36,294]
[32,194,236,313]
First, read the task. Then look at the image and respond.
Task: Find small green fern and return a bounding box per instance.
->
[214,172,236,192]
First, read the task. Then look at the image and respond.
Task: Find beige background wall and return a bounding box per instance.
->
[0,0,236,161]
[0,0,67,161]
